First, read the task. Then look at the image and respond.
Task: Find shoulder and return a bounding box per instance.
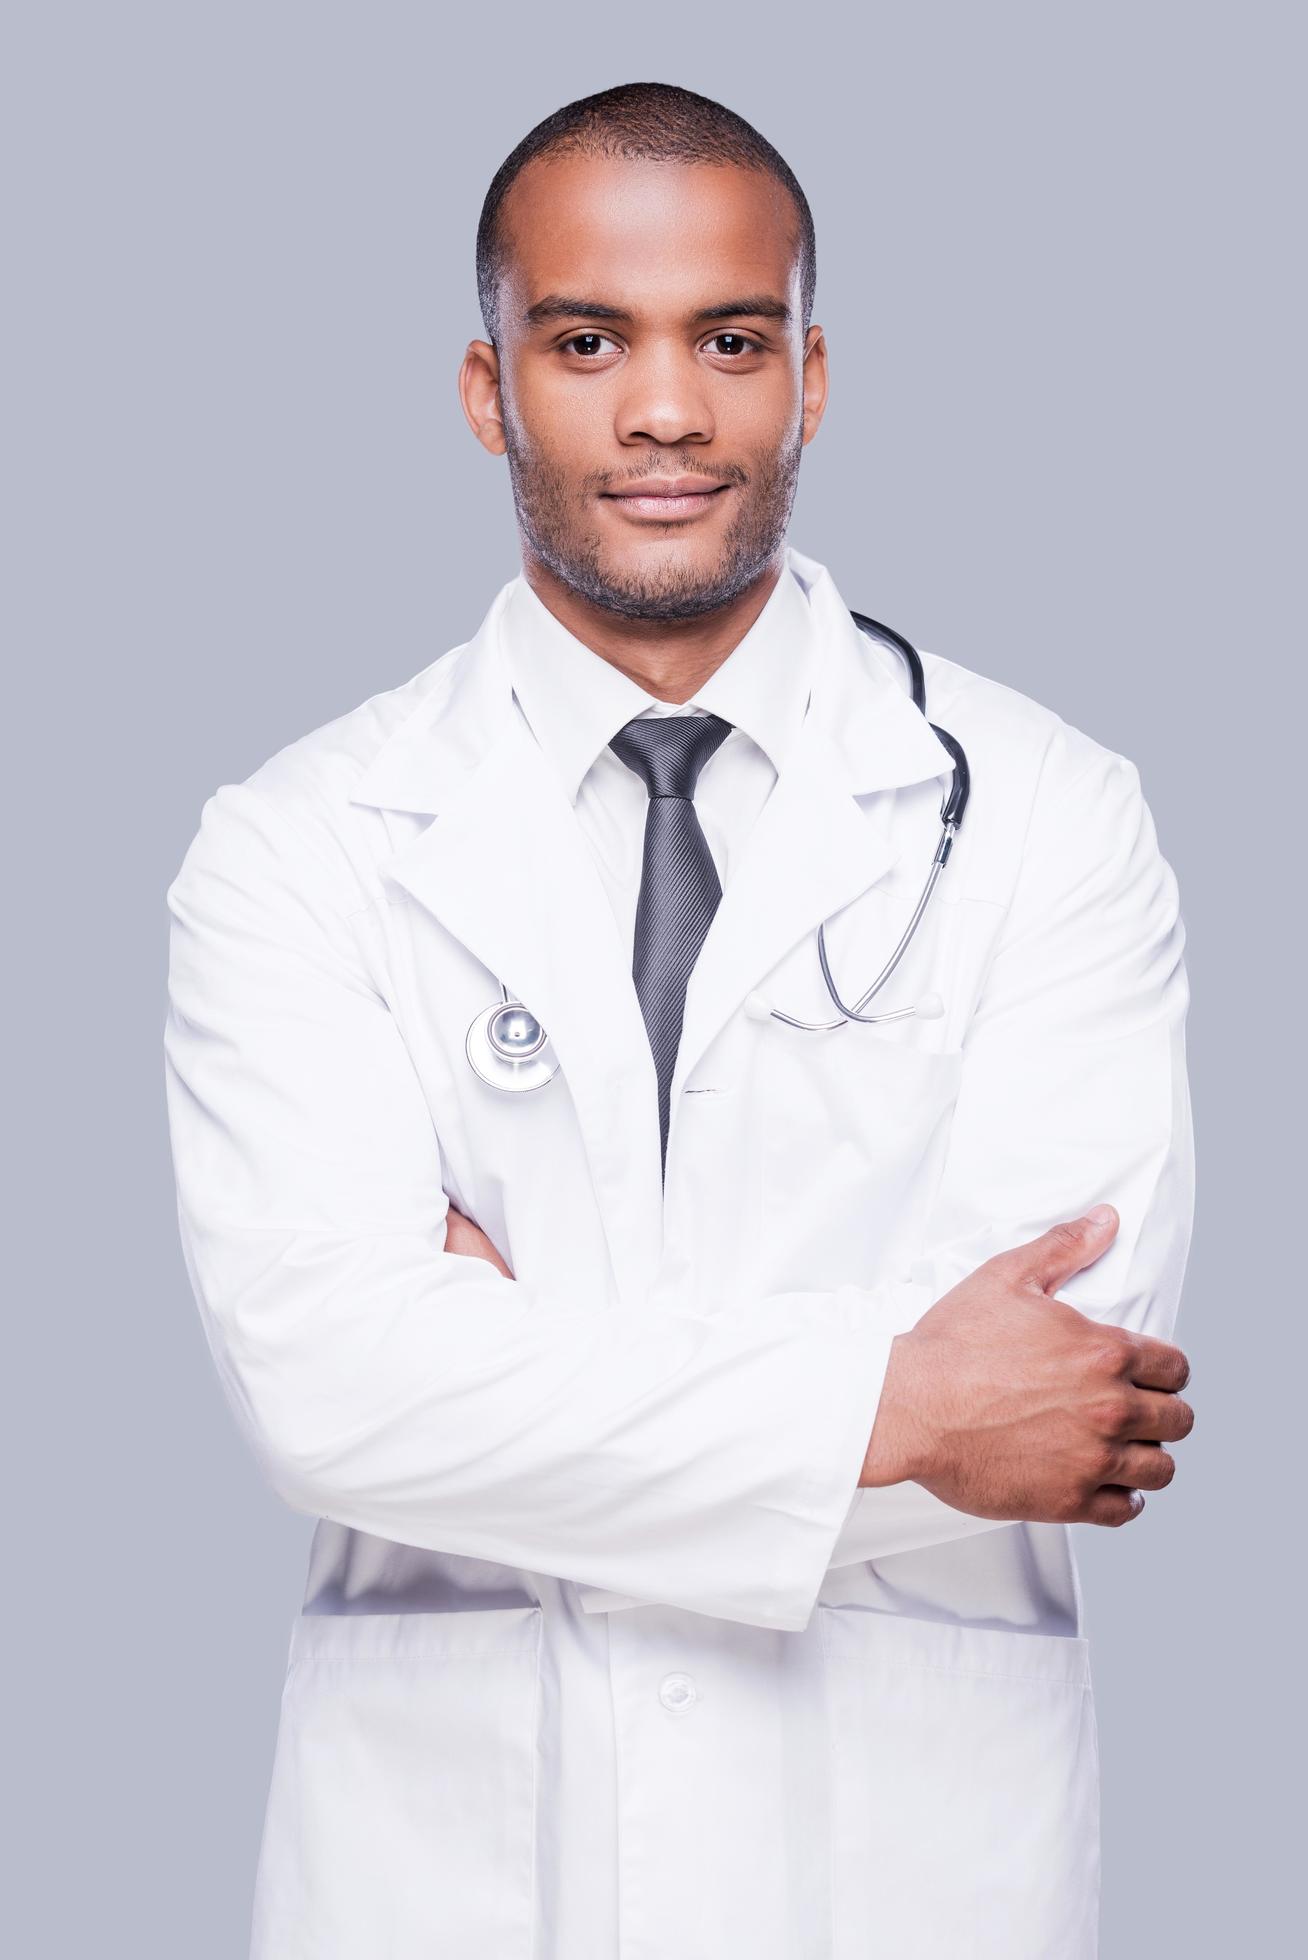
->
[913,645,1165,910]
[167,644,472,906]
[918,645,1132,785]
[244,647,461,825]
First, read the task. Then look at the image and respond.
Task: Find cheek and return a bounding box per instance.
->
[726,362,803,437]
[514,363,611,454]
[730,423,804,501]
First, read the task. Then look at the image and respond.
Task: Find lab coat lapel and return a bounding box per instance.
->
[346,571,958,1272]
[669,589,958,1108]
[349,592,664,1293]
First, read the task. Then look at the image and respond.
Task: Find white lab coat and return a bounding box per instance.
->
[163,545,1194,1959]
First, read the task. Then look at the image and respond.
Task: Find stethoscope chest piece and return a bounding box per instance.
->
[462,608,968,1081]
[466,991,560,1092]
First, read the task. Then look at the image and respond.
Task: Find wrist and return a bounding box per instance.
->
[861,1333,931,1487]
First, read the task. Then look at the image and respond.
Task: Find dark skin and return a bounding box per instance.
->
[451,152,1195,1524]
[458,152,827,699]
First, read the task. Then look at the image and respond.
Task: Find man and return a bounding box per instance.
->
[163,81,1195,1960]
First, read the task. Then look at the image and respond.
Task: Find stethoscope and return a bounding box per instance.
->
[465,610,972,1093]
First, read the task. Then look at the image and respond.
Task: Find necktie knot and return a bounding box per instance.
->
[609,712,732,801]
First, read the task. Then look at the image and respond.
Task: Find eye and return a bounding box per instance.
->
[561,332,621,358]
[704,333,761,359]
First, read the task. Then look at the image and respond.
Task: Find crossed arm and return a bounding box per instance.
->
[164,722,1194,1631]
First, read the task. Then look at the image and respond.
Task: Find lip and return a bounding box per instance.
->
[602,478,733,522]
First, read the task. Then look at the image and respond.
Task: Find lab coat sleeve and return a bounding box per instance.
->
[814,717,1196,1572]
[163,778,903,1635]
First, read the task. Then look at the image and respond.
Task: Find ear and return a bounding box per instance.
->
[459,340,507,456]
[801,323,829,446]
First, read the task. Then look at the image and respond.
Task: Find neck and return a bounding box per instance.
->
[520,551,784,703]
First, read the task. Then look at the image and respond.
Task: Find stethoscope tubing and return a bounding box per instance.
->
[763,613,970,1032]
[466,608,972,1079]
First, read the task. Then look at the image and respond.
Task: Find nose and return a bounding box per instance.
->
[613,343,715,448]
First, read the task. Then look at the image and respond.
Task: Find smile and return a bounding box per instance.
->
[602,483,733,523]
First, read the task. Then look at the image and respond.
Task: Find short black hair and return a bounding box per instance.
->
[475,81,816,348]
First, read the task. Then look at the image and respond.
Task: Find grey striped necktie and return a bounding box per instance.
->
[609,712,733,1179]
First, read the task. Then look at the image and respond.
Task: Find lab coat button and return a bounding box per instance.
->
[658,1671,698,1710]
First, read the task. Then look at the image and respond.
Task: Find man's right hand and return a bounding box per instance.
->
[859,1206,1195,1527]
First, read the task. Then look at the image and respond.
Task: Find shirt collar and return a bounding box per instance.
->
[498,549,818,806]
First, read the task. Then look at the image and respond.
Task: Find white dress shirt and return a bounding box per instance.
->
[499,559,819,954]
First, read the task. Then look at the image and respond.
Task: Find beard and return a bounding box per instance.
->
[500,412,804,623]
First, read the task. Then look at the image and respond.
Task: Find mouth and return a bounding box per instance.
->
[601,480,734,523]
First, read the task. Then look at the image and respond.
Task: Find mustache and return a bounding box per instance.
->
[591,463,749,495]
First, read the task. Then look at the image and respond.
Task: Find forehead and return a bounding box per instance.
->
[497,153,801,326]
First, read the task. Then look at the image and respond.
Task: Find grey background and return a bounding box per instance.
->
[8,3,1301,1952]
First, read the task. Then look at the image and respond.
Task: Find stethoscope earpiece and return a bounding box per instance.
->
[465,612,969,1088]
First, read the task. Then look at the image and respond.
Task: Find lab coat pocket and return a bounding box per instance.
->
[819,1606,1100,1960]
[249,1604,543,1960]
[757,1023,964,1292]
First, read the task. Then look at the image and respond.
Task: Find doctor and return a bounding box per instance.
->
[163,80,1195,1960]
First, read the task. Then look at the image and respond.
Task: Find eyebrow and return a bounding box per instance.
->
[522,292,792,330]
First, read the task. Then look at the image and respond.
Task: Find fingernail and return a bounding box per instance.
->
[1087,1203,1116,1228]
